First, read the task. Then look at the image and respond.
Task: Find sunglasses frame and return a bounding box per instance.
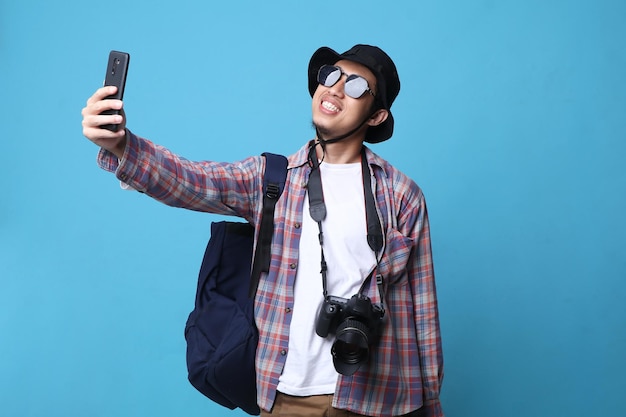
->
[317,65,376,99]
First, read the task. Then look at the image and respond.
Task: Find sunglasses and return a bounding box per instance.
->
[317,65,375,99]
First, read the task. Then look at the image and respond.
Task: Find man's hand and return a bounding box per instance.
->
[81,86,128,159]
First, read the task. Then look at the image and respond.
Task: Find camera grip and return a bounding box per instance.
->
[315,302,338,337]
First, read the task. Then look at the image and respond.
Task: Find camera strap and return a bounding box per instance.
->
[307,143,385,306]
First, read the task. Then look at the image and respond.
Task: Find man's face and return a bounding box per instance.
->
[311,59,379,141]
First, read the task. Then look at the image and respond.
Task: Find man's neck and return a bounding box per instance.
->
[316,137,364,164]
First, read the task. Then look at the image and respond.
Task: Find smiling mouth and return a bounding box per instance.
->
[321,100,340,113]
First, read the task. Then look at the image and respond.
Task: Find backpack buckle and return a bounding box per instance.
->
[266,184,280,199]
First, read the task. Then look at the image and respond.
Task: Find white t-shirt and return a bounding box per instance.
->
[276,161,377,396]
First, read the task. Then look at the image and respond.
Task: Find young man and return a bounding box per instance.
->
[82,45,444,417]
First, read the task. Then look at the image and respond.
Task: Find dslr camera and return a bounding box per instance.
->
[315,293,385,375]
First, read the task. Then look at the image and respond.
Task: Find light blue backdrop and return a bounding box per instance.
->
[1,1,624,416]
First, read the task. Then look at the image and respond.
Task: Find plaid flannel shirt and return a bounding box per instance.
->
[98,131,444,417]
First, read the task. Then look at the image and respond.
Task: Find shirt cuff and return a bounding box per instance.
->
[97,147,119,173]
[417,398,444,417]
[119,181,135,191]
[96,128,132,172]
[95,129,138,191]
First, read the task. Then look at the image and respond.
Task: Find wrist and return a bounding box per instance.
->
[112,129,129,159]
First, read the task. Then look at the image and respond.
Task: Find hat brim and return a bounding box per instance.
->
[307,47,393,143]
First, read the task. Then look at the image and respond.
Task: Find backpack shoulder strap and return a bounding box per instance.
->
[249,152,288,298]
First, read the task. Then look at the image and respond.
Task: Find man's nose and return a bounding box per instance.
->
[328,74,347,97]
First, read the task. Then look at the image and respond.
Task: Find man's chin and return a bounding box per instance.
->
[311,120,332,139]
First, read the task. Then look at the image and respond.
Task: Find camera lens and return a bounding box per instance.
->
[334,341,367,364]
[331,318,370,375]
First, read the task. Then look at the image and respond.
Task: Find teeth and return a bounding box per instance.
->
[322,101,339,113]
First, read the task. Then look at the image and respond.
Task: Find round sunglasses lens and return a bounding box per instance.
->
[345,75,368,98]
[319,65,341,87]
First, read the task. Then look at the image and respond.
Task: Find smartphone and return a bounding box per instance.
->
[101,50,130,131]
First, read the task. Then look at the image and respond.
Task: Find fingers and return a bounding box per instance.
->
[82,87,127,146]
[82,87,125,133]
[83,88,123,118]
[81,112,124,135]
[86,86,118,106]
[81,107,124,136]
[82,116,125,148]
[118,108,127,131]
[81,86,129,158]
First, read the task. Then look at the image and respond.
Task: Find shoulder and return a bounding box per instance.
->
[286,141,313,169]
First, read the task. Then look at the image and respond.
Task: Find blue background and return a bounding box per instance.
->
[1,1,624,416]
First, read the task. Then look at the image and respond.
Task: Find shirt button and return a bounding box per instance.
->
[294,223,301,229]
[280,349,287,356]
[285,307,292,313]
[120,173,128,181]
[290,263,297,269]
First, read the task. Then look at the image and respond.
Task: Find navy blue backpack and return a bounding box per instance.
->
[184,153,288,415]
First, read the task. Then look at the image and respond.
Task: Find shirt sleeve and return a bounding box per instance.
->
[95,130,263,220]
[406,192,445,414]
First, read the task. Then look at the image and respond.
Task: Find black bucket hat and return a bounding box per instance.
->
[308,44,401,143]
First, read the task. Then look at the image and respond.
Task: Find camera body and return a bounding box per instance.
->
[316,294,383,338]
[315,293,385,375]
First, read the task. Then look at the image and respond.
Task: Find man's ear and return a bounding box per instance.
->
[367,109,389,127]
